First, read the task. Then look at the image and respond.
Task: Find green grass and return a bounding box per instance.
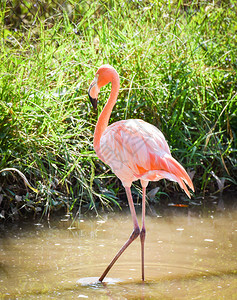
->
[0,0,237,220]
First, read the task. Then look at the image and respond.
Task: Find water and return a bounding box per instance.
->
[0,203,237,299]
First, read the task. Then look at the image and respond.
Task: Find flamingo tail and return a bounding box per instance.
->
[139,154,194,198]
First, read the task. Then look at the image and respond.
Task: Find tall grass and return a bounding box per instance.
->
[0,0,236,220]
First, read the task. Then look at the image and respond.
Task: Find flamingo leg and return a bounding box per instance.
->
[99,186,140,282]
[140,186,146,281]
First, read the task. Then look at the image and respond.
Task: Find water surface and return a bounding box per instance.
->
[0,203,237,299]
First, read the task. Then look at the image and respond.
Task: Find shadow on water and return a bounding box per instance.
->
[0,195,237,299]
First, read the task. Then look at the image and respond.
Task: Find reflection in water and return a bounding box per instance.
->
[0,202,237,299]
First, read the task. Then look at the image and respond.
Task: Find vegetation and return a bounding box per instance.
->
[0,0,236,221]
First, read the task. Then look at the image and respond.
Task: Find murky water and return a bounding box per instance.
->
[0,202,237,299]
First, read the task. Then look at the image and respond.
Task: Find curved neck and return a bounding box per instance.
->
[94,74,120,156]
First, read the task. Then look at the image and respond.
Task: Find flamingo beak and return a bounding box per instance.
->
[88,80,98,110]
[88,92,98,110]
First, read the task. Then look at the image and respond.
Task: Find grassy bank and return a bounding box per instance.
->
[0,0,236,221]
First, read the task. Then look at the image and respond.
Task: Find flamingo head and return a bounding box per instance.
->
[88,65,119,109]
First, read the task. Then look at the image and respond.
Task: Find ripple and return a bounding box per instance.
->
[76,277,123,286]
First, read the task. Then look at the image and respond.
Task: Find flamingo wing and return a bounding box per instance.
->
[98,119,194,197]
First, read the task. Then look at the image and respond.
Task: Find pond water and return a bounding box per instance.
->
[0,199,237,299]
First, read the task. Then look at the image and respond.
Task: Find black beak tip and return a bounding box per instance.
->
[88,92,98,110]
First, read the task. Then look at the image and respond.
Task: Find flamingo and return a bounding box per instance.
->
[88,65,194,282]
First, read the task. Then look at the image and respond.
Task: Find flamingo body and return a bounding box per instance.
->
[88,64,194,282]
[99,119,193,196]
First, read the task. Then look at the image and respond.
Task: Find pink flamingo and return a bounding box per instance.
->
[88,65,194,282]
